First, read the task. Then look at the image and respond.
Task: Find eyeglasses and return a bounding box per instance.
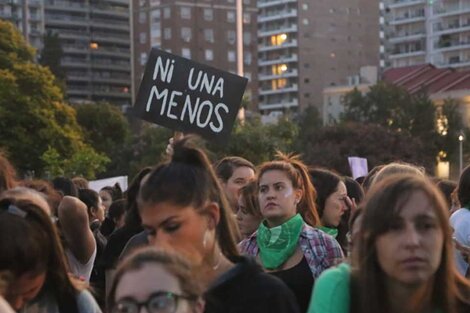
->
[112,291,195,313]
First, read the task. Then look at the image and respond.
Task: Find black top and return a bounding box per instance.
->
[101,224,143,270]
[205,256,300,313]
[271,257,314,313]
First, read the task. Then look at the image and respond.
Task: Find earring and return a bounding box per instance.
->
[202,230,210,248]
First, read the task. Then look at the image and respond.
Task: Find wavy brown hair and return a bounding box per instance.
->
[351,174,470,313]
[258,152,320,226]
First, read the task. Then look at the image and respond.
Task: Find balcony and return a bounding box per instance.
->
[388,0,425,9]
[259,69,298,81]
[258,24,297,37]
[389,12,425,25]
[45,1,87,12]
[388,31,425,43]
[433,3,470,18]
[389,49,426,59]
[93,32,130,44]
[58,30,89,40]
[434,39,470,53]
[259,54,298,66]
[258,0,297,9]
[46,15,89,27]
[259,39,298,52]
[259,99,298,110]
[91,19,129,31]
[433,23,470,36]
[259,84,298,96]
[258,9,297,23]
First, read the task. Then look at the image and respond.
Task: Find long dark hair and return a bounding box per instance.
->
[138,136,240,261]
[0,189,81,312]
[258,152,320,226]
[351,174,470,313]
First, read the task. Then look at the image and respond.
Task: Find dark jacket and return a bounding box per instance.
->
[205,256,300,313]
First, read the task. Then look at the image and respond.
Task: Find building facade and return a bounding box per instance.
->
[382,0,470,70]
[0,0,45,50]
[257,0,380,116]
[45,0,131,107]
[132,0,258,109]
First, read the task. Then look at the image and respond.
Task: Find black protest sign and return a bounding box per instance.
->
[133,48,248,143]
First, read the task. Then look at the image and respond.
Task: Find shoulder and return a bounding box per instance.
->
[308,263,351,313]
[76,289,102,313]
[300,224,343,256]
[238,232,259,255]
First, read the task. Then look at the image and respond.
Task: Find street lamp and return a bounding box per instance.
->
[459,131,464,175]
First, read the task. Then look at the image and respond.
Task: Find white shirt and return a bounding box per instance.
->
[65,243,97,282]
[450,208,470,275]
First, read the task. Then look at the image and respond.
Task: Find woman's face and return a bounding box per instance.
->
[258,170,301,226]
[114,263,199,313]
[100,190,113,212]
[222,166,255,212]
[5,271,46,310]
[236,195,261,239]
[140,202,213,267]
[322,181,348,227]
[93,197,105,223]
[375,190,444,286]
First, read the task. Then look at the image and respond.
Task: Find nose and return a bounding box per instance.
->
[9,296,25,310]
[403,224,420,249]
[149,232,171,250]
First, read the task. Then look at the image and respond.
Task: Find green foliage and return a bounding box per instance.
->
[41,146,110,179]
[301,122,435,175]
[208,117,299,165]
[0,21,104,177]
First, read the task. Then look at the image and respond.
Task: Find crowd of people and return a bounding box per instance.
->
[1,135,470,313]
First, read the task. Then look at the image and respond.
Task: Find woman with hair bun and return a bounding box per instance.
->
[138,136,300,313]
[240,153,344,313]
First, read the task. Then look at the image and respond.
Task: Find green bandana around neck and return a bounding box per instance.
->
[319,226,338,238]
[256,214,304,270]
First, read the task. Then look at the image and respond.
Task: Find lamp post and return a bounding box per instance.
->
[459,132,464,176]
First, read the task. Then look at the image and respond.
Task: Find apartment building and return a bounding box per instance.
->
[132,0,258,109]
[0,0,45,50]
[257,0,380,115]
[45,0,131,107]
[382,0,470,69]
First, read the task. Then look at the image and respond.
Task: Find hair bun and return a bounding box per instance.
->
[171,135,207,168]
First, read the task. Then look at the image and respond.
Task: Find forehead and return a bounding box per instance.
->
[231,166,255,180]
[395,190,437,219]
[115,264,181,301]
[140,202,197,223]
[259,170,291,185]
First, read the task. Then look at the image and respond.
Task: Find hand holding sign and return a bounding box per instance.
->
[133,48,248,144]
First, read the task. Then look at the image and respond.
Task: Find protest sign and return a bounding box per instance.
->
[348,157,368,179]
[133,48,248,143]
[89,176,128,193]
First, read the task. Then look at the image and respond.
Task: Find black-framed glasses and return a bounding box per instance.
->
[112,291,195,313]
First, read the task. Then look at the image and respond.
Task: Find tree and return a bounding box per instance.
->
[39,31,65,80]
[0,20,106,177]
[301,122,435,175]
[75,102,130,177]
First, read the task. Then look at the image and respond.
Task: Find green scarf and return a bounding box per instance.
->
[257,214,304,270]
[319,226,338,238]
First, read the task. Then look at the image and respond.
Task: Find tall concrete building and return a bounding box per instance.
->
[45,0,131,107]
[0,0,45,50]
[131,0,258,108]
[257,0,380,116]
[381,0,470,70]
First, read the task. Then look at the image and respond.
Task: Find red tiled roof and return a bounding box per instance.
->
[382,64,470,95]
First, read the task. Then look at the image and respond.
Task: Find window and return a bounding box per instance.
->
[303,18,309,25]
[272,64,287,75]
[243,32,251,45]
[163,7,171,18]
[227,30,236,44]
[228,50,236,62]
[244,71,251,80]
[180,6,191,19]
[140,52,147,65]
[244,51,252,65]
[203,8,213,21]
[139,12,146,23]
[182,48,191,59]
[164,28,171,39]
[139,32,147,44]
[181,27,191,42]
[270,33,287,46]
[151,9,161,23]
[205,49,213,61]
[243,13,250,24]
[302,4,308,10]
[227,10,235,23]
[204,29,214,42]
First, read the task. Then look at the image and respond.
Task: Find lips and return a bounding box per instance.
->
[400,257,427,268]
[264,202,278,210]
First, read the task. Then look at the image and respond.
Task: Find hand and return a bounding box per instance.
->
[344,196,357,213]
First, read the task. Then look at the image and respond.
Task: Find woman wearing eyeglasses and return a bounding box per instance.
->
[108,247,204,313]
